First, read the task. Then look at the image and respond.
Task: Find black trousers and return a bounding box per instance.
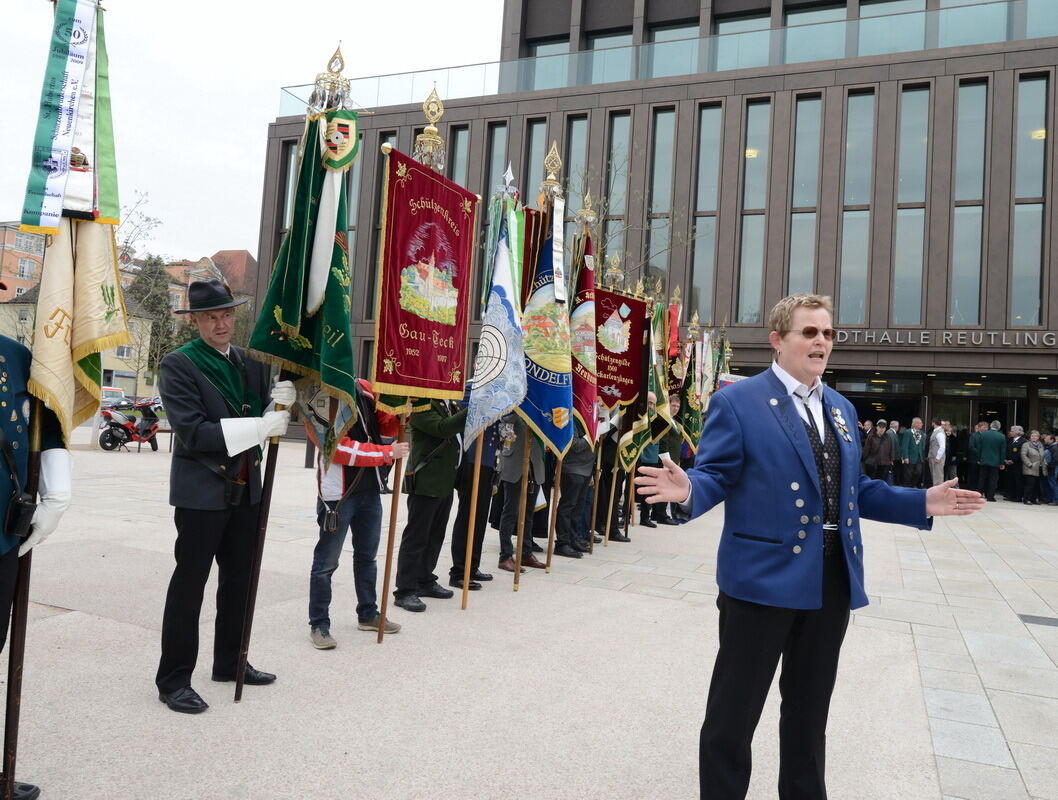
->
[904,461,924,489]
[395,493,453,597]
[1023,474,1040,503]
[449,463,495,579]
[596,466,626,534]
[156,502,258,693]
[977,465,999,500]
[0,544,21,652]
[498,478,537,560]
[700,552,851,800]
[556,471,590,546]
[1005,466,1024,500]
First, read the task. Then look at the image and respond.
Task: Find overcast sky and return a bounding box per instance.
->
[1,0,503,261]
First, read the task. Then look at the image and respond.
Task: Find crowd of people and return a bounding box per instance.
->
[857,416,1058,504]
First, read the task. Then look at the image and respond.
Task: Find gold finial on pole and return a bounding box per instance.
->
[413,84,447,173]
[540,141,563,199]
[574,189,596,227]
[670,285,682,305]
[688,309,701,340]
[604,253,623,290]
[308,43,351,111]
[635,278,645,297]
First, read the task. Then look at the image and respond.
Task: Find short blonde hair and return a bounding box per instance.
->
[768,293,834,335]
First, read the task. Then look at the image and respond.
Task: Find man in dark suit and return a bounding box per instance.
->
[1004,425,1026,501]
[976,420,1007,501]
[496,413,548,570]
[156,280,293,714]
[636,294,984,800]
[0,331,71,800]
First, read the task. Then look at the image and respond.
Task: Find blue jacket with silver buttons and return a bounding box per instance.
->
[0,336,64,556]
[687,369,931,610]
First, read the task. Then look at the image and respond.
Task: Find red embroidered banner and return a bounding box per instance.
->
[594,287,648,411]
[570,234,598,443]
[372,148,478,401]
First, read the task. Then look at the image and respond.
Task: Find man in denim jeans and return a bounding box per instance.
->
[308,381,409,649]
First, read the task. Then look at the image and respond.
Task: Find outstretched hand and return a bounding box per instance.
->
[925,478,986,517]
[634,459,692,505]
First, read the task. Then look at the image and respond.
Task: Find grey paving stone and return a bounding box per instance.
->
[976,662,1058,700]
[988,691,1058,749]
[929,718,1015,767]
[924,688,998,726]
[1009,742,1058,800]
[852,614,912,634]
[963,631,1054,670]
[914,623,965,640]
[920,668,985,694]
[935,756,1029,800]
[576,576,631,591]
[622,584,688,601]
[915,633,969,655]
[607,570,680,589]
[918,650,984,675]
[673,577,717,595]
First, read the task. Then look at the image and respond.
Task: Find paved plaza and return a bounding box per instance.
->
[4,425,1057,799]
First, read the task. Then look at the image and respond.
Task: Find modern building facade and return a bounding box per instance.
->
[259,0,1058,432]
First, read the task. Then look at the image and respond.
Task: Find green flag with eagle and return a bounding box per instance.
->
[248,108,360,458]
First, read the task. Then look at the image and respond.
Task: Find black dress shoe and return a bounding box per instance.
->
[531,542,544,553]
[158,685,209,714]
[609,531,631,542]
[395,594,426,612]
[211,664,276,685]
[0,776,41,800]
[449,578,482,591]
[640,518,657,528]
[572,540,590,553]
[593,534,603,543]
[658,517,679,526]
[471,569,493,582]
[554,543,583,558]
[419,582,454,599]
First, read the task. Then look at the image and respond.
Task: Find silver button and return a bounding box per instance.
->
[826,475,832,481]
[848,531,853,540]
[812,516,821,524]
[15,425,22,433]
[795,499,805,508]
[10,441,17,449]
[800,515,809,524]
[798,531,807,539]
[846,518,853,527]
[769,398,778,406]
[793,545,802,554]
[848,502,854,510]
[790,482,799,491]
[850,487,856,495]
[853,546,858,555]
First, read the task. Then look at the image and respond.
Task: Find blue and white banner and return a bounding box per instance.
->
[465,216,527,445]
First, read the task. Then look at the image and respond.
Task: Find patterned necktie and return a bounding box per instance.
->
[795,388,820,443]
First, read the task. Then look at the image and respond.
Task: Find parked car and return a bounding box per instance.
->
[100,386,129,409]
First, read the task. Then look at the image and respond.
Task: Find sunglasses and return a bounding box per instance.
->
[785,326,835,341]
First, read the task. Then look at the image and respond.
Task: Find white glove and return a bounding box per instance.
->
[266,379,296,411]
[20,448,73,557]
[220,410,290,456]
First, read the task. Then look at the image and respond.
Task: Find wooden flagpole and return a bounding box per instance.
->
[376,414,408,642]
[544,460,562,572]
[460,431,485,609]
[624,457,637,537]
[603,455,620,547]
[2,401,42,800]
[587,440,603,554]
[512,436,531,590]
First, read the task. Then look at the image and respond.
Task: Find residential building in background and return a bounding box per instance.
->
[0,222,45,302]
[259,0,1058,432]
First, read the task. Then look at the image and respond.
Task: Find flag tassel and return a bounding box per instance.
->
[376,415,408,642]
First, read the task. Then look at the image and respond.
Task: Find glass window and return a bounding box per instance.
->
[13,233,43,255]
[788,212,817,295]
[897,87,930,204]
[1027,0,1058,37]
[564,117,588,212]
[714,14,770,72]
[954,82,988,202]
[1010,203,1043,327]
[589,32,633,84]
[1015,76,1048,199]
[792,96,822,208]
[950,205,983,326]
[892,208,925,324]
[737,215,766,324]
[838,210,870,325]
[281,140,298,230]
[650,109,676,214]
[646,217,670,283]
[606,113,631,216]
[17,258,34,279]
[367,131,398,316]
[485,122,508,195]
[448,126,470,188]
[346,132,364,225]
[524,119,547,199]
[603,219,625,266]
[858,0,926,56]
[743,101,771,210]
[785,5,846,64]
[844,93,875,206]
[938,1,1009,48]
[647,23,699,79]
[691,217,716,325]
[528,39,569,91]
[696,106,723,213]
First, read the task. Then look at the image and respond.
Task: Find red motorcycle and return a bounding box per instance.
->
[99,398,162,451]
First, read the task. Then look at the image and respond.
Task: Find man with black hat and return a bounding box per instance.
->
[155,280,295,714]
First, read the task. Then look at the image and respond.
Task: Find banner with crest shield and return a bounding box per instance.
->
[594,287,648,412]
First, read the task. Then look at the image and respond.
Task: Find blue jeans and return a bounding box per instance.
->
[309,493,382,627]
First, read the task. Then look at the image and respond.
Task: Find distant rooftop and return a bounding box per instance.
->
[279,0,1058,116]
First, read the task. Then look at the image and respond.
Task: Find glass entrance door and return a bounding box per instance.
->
[971,398,1013,430]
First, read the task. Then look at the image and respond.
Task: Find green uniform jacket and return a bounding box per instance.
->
[901,427,928,464]
[661,425,684,462]
[977,429,1007,467]
[406,401,468,498]
[967,431,982,463]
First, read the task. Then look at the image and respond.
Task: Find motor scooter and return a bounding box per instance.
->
[99,399,162,451]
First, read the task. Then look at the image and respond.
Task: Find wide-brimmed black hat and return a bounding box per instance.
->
[174,279,248,314]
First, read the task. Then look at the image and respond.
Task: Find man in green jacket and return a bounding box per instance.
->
[394,399,468,612]
[900,417,928,488]
[975,420,1007,502]
[966,421,987,494]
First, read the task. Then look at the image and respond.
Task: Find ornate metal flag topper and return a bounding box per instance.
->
[412,85,447,173]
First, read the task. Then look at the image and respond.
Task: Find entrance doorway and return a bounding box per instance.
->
[972,399,1014,431]
[846,396,923,429]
